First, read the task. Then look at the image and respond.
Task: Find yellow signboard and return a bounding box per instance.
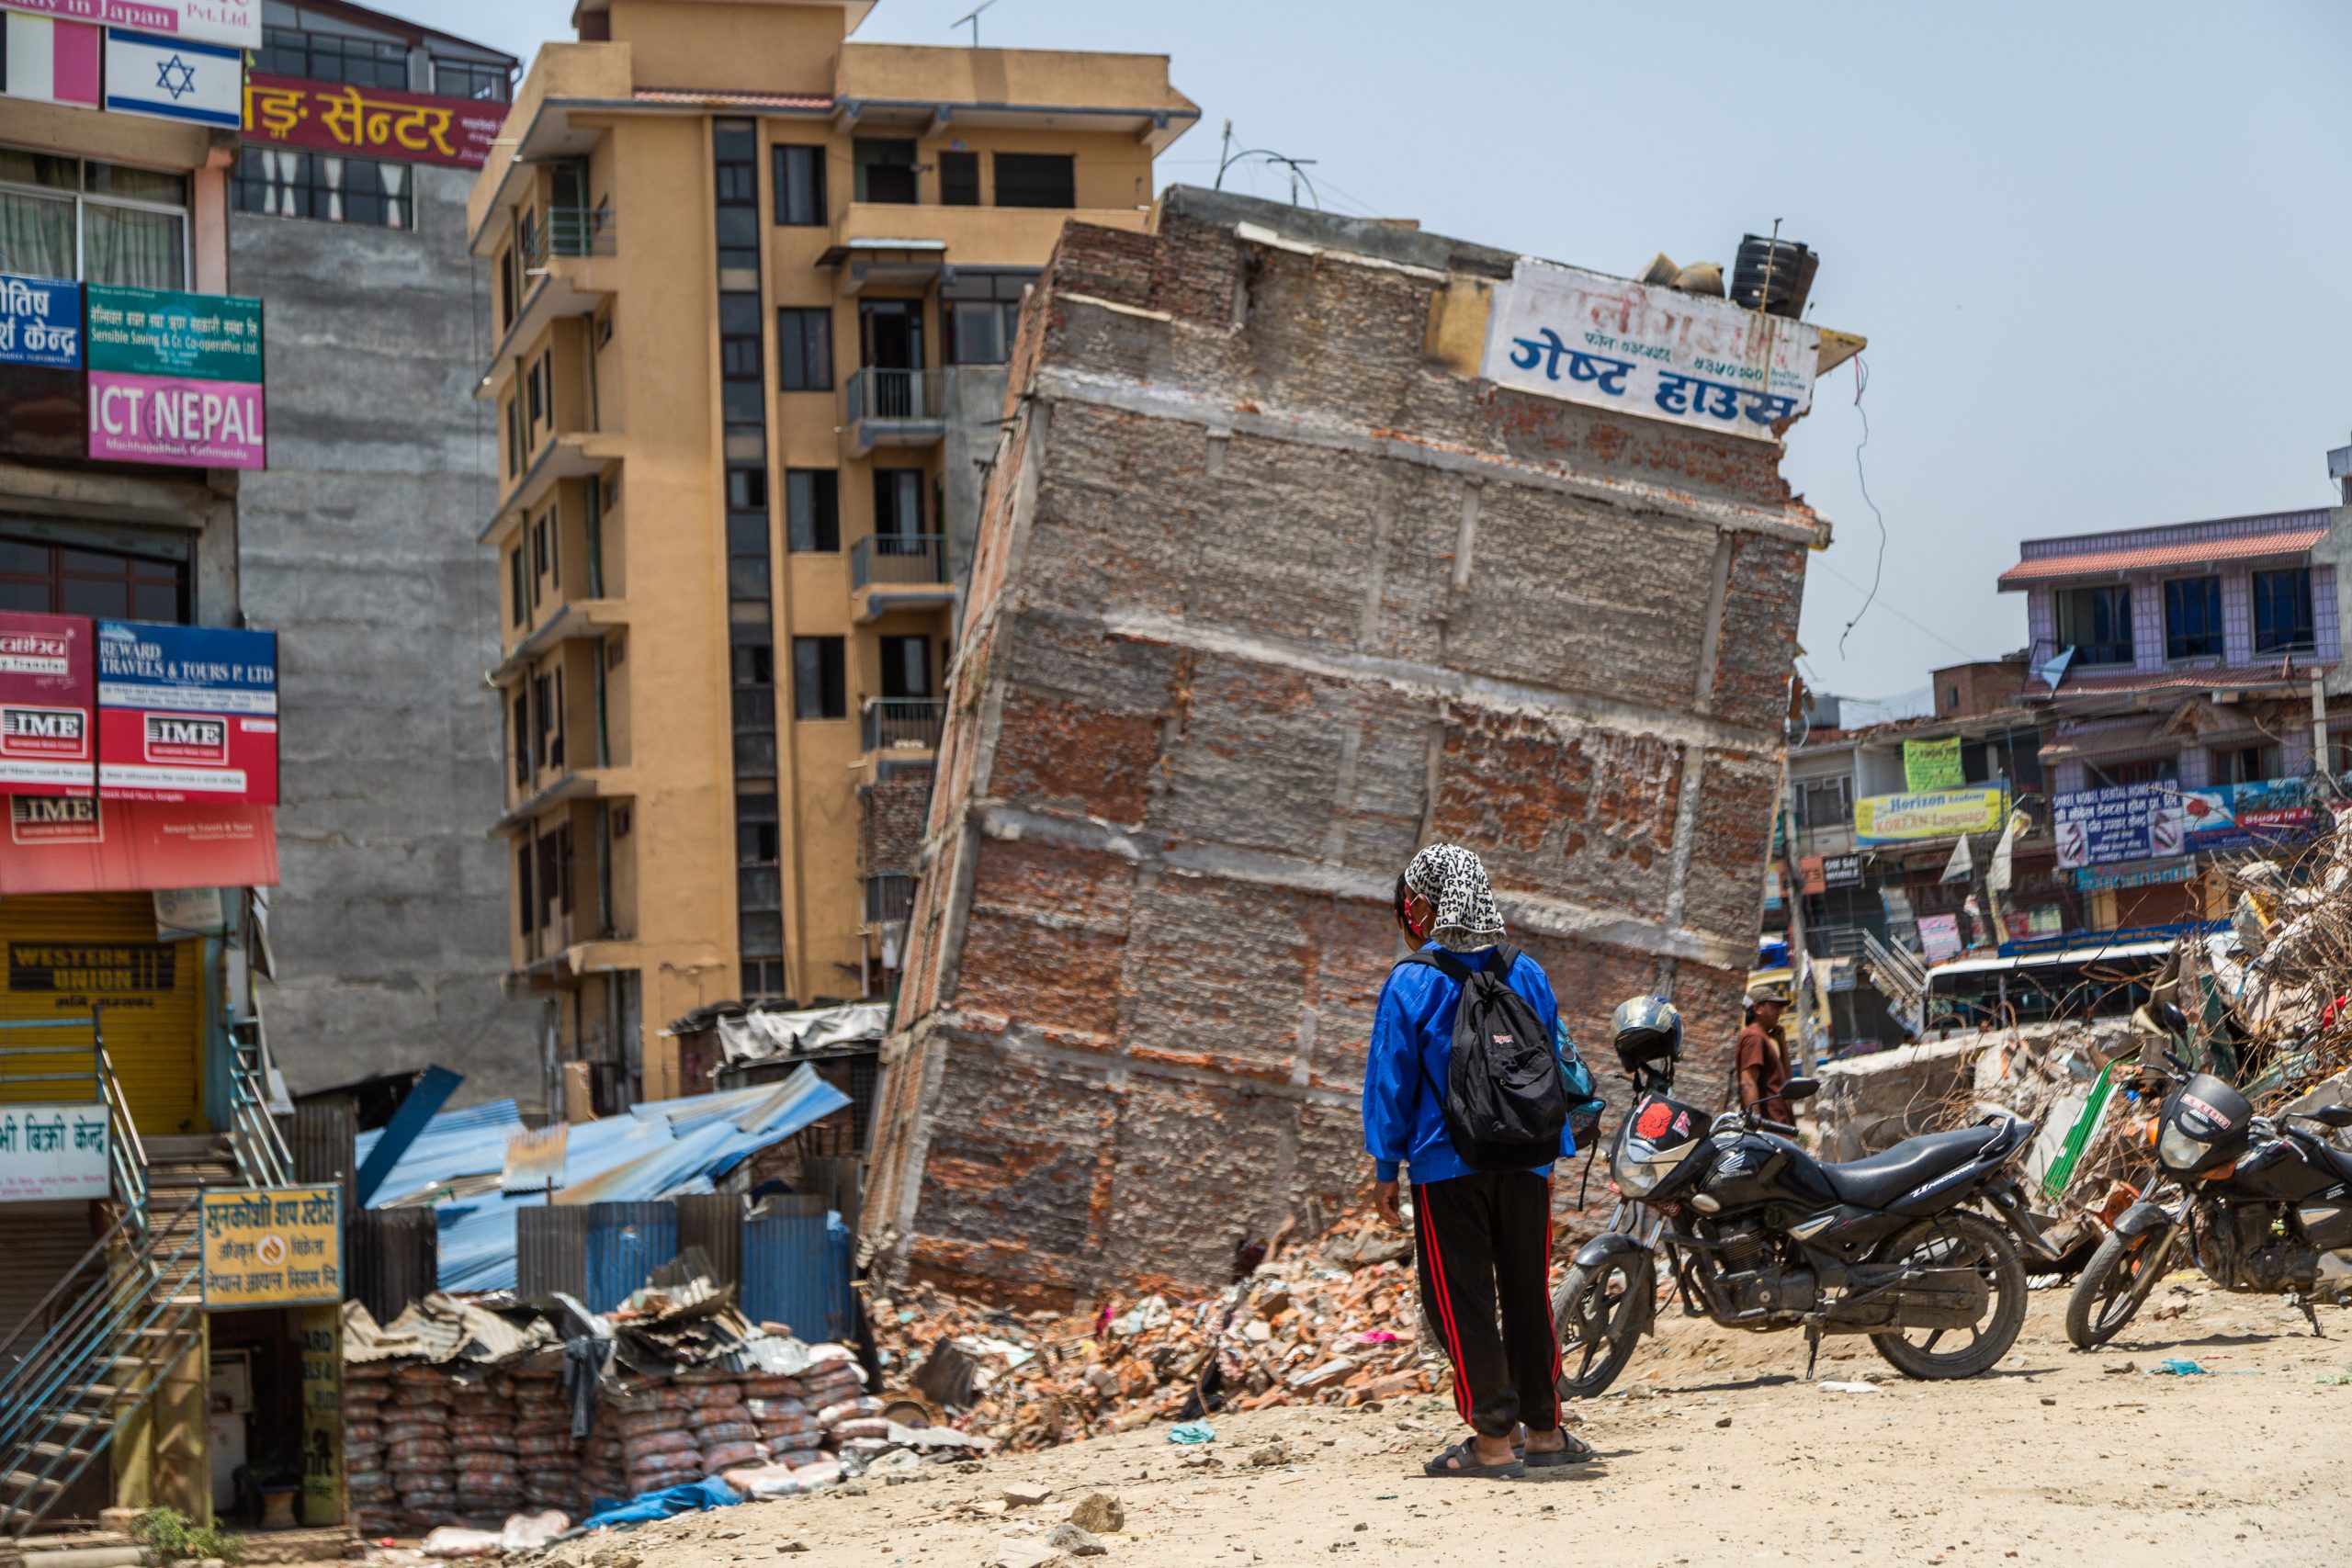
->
[300,1303,344,1525]
[1903,736,1964,792]
[1854,787,2008,846]
[200,1184,343,1309]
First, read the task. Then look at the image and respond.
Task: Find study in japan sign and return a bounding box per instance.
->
[95,620,278,805]
[85,283,265,468]
[1481,259,1820,442]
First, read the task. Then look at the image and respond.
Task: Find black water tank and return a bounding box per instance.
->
[1731,235,1819,320]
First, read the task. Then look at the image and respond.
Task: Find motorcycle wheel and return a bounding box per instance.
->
[1552,1249,1653,1399]
[2064,1225,2172,1350]
[1867,1211,2027,1381]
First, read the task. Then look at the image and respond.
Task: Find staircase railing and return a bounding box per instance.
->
[0,1012,144,1233]
[226,1016,292,1190]
[0,1192,205,1535]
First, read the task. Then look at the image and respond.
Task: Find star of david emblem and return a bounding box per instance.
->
[155,55,198,100]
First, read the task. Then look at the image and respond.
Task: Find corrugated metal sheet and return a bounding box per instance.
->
[676,1192,743,1292]
[349,1207,437,1326]
[740,1201,854,1343]
[289,1098,356,1214]
[516,1203,589,1301]
[503,1123,570,1192]
[584,1201,677,1314]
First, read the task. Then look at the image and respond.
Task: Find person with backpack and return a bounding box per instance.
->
[1363,843,1598,1478]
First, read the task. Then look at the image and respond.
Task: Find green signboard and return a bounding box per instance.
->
[84,285,263,381]
[1903,736,1963,792]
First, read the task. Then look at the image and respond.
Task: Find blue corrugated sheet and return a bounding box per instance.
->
[363,1066,850,1293]
[583,1201,680,1314]
[740,1205,855,1342]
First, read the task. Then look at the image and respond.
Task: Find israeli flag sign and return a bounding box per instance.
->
[104,28,243,130]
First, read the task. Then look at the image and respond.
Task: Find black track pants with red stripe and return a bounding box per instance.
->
[1411,1168,1559,1438]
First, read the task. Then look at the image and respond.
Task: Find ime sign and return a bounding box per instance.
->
[0,611,96,797]
[95,620,277,805]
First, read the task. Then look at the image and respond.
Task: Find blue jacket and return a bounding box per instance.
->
[1362,943,1574,1186]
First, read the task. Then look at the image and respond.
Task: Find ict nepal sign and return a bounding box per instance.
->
[2054,778,2319,870]
[96,621,277,804]
[85,283,265,469]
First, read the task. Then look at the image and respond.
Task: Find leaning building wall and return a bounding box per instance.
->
[864,187,1837,1306]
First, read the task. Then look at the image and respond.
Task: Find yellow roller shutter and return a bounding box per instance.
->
[0,893,205,1136]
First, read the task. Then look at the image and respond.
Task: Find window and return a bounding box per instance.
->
[544,506,560,590]
[880,635,933,699]
[713,119,759,275]
[433,57,512,102]
[792,636,847,719]
[2211,744,2279,785]
[0,151,187,288]
[535,668,564,771]
[2055,584,2132,666]
[516,838,537,934]
[726,470,770,600]
[530,352,553,432]
[776,308,832,390]
[853,139,918,204]
[786,469,841,552]
[508,545,526,627]
[993,152,1074,209]
[1792,775,1851,829]
[256,27,408,88]
[512,691,532,786]
[2162,577,2222,660]
[232,149,413,229]
[2088,755,2177,789]
[939,151,979,207]
[2254,568,2314,654]
[874,468,923,539]
[504,394,523,478]
[718,291,764,421]
[773,145,827,226]
[944,269,1038,365]
[0,536,188,621]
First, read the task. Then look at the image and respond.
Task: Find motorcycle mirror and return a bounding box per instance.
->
[1781,1076,1820,1102]
[2299,1104,2352,1129]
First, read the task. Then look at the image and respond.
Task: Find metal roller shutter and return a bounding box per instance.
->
[0,1201,102,1362]
[0,893,205,1135]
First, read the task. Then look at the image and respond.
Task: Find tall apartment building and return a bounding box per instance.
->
[226,1,542,1107]
[471,0,1196,1106]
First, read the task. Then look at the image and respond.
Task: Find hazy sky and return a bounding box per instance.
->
[398,0,2352,709]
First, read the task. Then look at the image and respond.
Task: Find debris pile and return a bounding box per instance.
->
[345,1274,990,1542]
[872,1209,1439,1450]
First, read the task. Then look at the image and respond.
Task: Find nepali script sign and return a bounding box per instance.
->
[2053,779,2319,870]
[1482,259,1820,441]
[0,1103,109,1202]
[201,1184,342,1308]
[85,283,265,468]
[244,73,503,170]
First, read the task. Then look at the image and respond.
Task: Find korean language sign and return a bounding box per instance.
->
[1853,787,2008,846]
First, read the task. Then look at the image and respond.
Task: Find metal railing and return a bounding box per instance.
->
[523,204,617,269]
[863,697,945,751]
[850,533,950,592]
[226,1017,292,1190]
[1860,928,1929,1000]
[0,1015,144,1231]
[843,367,944,426]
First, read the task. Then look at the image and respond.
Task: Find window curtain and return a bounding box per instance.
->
[0,190,75,280]
[382,161,409,230]
[82,203,183,288]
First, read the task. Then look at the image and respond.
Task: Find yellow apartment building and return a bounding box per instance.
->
[469,0,1195,1107]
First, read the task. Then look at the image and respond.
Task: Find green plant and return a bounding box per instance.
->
[131,1508,244,1564]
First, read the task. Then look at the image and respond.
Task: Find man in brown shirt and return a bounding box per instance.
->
[1735,987,1793,1124]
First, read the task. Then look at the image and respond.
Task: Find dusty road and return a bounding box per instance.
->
[543,1278,2351,1568]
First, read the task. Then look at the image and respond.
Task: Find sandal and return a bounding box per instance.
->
[1520,1431,1596,1468]
[1421,1440,1525,1479]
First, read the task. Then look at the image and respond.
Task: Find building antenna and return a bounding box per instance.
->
[951,0,1001,45]
[1213,123,1321,210]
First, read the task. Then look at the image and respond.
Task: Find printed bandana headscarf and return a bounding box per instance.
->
[1403,842,1507,953]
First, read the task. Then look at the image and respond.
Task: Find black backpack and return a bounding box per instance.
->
[1405,946,1573,1172]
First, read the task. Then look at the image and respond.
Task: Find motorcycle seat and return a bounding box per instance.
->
[1818,1126,1998,1210]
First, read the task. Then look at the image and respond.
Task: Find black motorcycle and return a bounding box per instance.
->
[1552,1066,2053,1394]
[2065,1054,2352,1348]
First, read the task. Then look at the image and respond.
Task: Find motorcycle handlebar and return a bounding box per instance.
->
[1758,1118,1800,1137]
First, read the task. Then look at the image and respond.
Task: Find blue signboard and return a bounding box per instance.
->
[0,275,82,369]
[2053,778,2318,869]
[94,621,279,806]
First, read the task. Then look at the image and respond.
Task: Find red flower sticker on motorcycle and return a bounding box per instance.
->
[1635,1100,1674,1141]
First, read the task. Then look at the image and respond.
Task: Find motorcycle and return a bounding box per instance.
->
[1552,1062,2054,1394]
[2064,1051,2352,1349]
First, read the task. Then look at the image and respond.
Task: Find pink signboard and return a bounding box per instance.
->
[0,610,96,798]
[87,370,265,469]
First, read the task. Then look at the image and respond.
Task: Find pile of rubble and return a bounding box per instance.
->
[871,1210,1442,1450]
[345,1275,974,1540]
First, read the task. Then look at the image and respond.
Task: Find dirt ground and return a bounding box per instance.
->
[528,1275,2351,1568]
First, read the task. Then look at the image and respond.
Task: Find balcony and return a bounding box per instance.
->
[843,367,945,456]
[850,532,955,623]
[480,206,619,398]
[863,697,944,754]
[525,205,616,268]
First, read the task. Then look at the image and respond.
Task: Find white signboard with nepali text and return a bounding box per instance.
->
[1481,259,1821,442]
[0,1103,110,1202]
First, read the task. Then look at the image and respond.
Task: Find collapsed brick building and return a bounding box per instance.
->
[863,188,1861,1306]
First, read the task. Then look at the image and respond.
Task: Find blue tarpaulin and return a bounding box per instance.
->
[579,1475,742,1530]
[363,1065,850,1292]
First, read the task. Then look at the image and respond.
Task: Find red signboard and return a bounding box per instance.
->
[0,796,277,895]
[243,72,503,171]
[0,611,96,798]
[95,621,277,807]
